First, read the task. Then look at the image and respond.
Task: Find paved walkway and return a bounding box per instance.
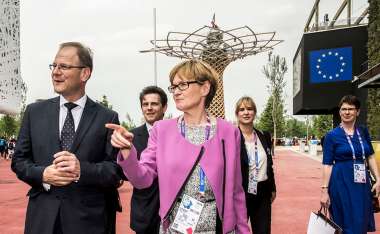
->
[1,148,380,233]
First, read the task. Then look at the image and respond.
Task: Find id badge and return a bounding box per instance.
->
[248,172,258,195]
[353,163,366,183]
[171,194,204,234]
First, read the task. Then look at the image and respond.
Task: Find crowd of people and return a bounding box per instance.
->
[7,41,379,234]
[0,137,16,160]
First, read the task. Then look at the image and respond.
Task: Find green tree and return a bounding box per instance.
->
[311,115,333,139]
[164,113,173,119]
[367,0,380,140]
[262,52,288,145]
[0,115,18,138]
[121,113,136,131]
[97,95,113,110]
[15,103,27,135]
[96,95,137,130]
[0,101,27,138]
[284,117,307,138]
[257,95,286,138]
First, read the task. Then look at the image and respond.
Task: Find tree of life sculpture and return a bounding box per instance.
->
[144,17,282,118]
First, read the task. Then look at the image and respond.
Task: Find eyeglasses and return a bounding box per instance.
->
[49,63,86,71]
[168,80,203,93]
[340,108,357,112]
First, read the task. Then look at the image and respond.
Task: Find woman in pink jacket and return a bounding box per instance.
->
[107,60,250,234]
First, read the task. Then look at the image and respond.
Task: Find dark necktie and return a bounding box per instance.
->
[61,102,78,151]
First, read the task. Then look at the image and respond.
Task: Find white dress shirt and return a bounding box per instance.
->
[43,95,87,191]
[59,95,87,136]
[146,122,153,135]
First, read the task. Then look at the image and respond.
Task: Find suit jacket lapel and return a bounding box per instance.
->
[255,128,271,157]
[239,127,271,165]
[70,97,98,153]
[138,124,149,148]
[134,124,149,160]
[49,97,61,153]
[239,128,249,165]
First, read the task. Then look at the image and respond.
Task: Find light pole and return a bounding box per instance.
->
[153,8,157,86]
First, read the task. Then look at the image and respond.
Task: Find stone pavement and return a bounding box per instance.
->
[1,148,380,233]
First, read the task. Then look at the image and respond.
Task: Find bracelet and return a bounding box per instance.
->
[321,186,328,189]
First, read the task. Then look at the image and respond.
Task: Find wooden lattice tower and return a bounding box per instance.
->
[144,17,282,118]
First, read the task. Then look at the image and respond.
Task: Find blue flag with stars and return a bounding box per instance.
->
[309,47,352,84]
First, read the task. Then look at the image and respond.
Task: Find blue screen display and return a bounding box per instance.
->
[309,47,352,84]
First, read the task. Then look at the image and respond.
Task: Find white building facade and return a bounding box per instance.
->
[0,0,24,115]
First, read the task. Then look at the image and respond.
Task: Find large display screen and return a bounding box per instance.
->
[309,47,352,84]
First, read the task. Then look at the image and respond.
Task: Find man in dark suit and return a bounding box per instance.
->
[129,86,167,234]
[11,42,122,234]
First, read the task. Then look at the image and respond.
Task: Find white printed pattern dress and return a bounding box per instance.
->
[159,119,234,234]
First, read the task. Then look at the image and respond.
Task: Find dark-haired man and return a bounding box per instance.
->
[130,86,167,234]
[12,42,122,234]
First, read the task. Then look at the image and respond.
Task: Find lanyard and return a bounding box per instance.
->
[340,125,365,161]
[180,116,211,194]
[254,132,259,174]
[247,132,259,180]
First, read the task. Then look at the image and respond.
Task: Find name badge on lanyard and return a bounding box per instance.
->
[248,132,259,194]
[180,116,211,195]
[341,125,366,184]
[171,194,205,234]
[353,163,366,183]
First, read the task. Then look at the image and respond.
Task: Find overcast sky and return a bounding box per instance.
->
[19,0,368,124]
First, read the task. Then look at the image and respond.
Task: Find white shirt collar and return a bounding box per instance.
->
[146,122,153,134]
[59,95,87,109]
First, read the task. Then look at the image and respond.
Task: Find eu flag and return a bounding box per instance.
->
[309,47,352,84]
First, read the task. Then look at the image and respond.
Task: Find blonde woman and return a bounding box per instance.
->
[235,96,276,234]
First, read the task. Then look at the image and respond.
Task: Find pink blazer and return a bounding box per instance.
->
[118,118,250,234]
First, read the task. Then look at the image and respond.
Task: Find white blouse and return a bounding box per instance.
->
[245,138,268,182]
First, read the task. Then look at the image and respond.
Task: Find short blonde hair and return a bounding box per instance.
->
[169,60,218,108]
[235,96,257,116]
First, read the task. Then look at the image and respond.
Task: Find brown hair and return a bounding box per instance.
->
[169,60,218,108]
[338,95,360,109]
[59,42,93,74]
[139,86,168,107]
[235,96,257,116]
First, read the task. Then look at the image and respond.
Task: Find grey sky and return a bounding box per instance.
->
[20,0,368,124]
